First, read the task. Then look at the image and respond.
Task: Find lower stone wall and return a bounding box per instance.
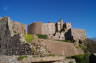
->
[71,28,86,42]
[35,39,84,57]
[0,56,76,63]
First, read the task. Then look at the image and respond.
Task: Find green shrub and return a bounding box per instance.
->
[17,55,28,60]
[37,34,48,39]
[24,34,33,43]
[68,54,90,63]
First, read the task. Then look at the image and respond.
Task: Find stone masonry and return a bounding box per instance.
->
[0,17,50,56]
[28,19,86,42]
[0,17,26,36]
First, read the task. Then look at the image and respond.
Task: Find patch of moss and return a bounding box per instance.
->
[37,34,48,39]
[24,34,33,43]
[17,55,28,61]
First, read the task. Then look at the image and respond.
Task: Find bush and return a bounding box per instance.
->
[17,55,28,60]
[24,34,33,43]
[68,54,90,63]
[37,34,48,39]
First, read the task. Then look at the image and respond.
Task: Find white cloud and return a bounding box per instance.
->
[3,6,8,11]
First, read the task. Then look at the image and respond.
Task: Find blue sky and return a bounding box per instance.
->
[0,0,96,38]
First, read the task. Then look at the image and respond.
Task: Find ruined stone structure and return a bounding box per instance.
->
[0,17,49,56]
[0,17,86,63]
[35,39,84,57]
[71,29,86,43]
[28,19,86,42]
[0,17,30,55]
[28,22,56,35]
[0,17,26,36]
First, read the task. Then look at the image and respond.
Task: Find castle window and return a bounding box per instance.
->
[0,44,1,48]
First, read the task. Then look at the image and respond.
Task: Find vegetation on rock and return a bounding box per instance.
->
[67,54,90,63]
[17,55,28,60]
[37,34,48,39]
[24,34,33,43]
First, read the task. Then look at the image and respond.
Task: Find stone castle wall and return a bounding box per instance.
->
[0,17,49,56]
[0,17,26,36]
[42,23,56,35]
[28,20,86,42]
[0,17,29,55]
[36,39,84,57]
[28,22,43,34]
[0,17,86,57]
[71,29,86,42]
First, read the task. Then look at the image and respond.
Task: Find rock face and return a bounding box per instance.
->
[4,34,32,55]
[0,17,26,36]
[28,19,86,42]
[0,17,49,56]
[30,41,49,57]
[0,17,31,55]
[71,29,86,42]
[0,56,76,63]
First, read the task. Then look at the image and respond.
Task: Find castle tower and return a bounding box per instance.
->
[60,19,64,29]
[28,22,43,34]
[57,21,61,32]
[65,22,72,30]
[56,19,64,32]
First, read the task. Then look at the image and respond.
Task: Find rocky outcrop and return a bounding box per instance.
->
[0,17,26,36]
[0,17,28,55]
[0,55,76,63]
[71,29,86,42]
[30,42,49,57]
[4,34,32,55]
[0,17,49,56]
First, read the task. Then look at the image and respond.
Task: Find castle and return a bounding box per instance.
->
[28,19,86,42]
[0,17,85,63]
[0,17,86,43]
